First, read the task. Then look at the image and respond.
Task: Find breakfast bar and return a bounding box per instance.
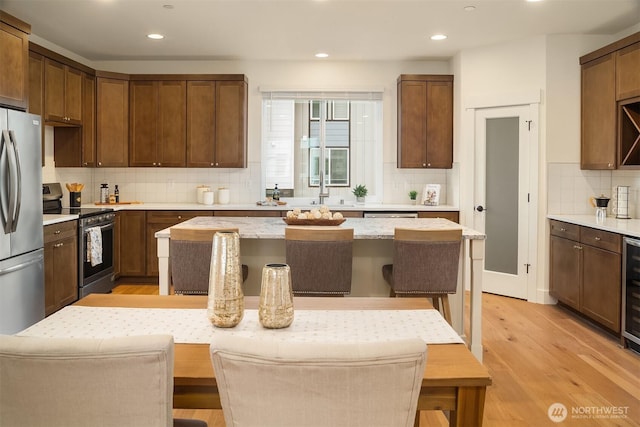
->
[156,216,486,361]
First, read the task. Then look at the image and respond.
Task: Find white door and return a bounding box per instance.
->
[474,105,536,300]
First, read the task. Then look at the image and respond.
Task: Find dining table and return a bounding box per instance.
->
[46,293,492,427]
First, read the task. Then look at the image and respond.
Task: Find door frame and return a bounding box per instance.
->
[467,99,539,302]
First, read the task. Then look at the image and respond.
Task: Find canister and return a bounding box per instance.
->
[218,187,230,204]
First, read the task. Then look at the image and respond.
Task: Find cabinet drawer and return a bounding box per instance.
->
[580,226,622,253]
[44,221,77,243]
[549,220,579,241]
[146,210,209,224]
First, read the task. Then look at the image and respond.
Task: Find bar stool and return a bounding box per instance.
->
[382,228,462,324]
[285,226,354,296]
[170,227,248,295]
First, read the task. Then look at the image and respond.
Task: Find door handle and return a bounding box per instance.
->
[8,131,22,232]
[476,205,486,212]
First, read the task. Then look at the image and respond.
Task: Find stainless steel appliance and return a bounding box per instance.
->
[622,237,640,353]
[0,108,44,334]
[43,183,115,298]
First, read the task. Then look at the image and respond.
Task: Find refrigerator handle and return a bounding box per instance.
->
[8,131,21,232]
[0,130,14,234]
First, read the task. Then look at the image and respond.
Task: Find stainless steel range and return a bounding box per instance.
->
[43,183,115,297]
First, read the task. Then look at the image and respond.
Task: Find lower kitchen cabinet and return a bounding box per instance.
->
[549,220,622,333]
[118,211,146,277]
[418,211,459,223]
[44,221,78,316]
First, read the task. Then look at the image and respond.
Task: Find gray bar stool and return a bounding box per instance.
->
[285,226,354,296]
[382,228,462,324]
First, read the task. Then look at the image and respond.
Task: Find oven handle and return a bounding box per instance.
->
[83,222,114,233]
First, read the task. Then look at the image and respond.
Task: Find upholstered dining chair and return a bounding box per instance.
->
[285,226,354,295]
[0,334,207,427]
[210,335,427,427]
[170,227,248,294]
[382,228,462,324]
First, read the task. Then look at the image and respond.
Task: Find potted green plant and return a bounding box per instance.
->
[352,184,368,204]
[409,190,418,204]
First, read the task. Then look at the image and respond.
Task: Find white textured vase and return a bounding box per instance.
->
[207,231,244,327]
[259,263,294,329]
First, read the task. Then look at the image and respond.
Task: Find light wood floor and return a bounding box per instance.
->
[113,284,640,426]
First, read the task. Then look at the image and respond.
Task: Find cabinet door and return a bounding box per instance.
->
[582,245,621,333]
[118,211,146,276]
[616,42,640,101]
[426,80,453,168]
[82,73,96,166]
[157,81,186,167]
[397,80,427,168]
[64,66,83,124]
[54,234,78,310]
[129,81,158,167]
[187,81,216,167]
[28,51,45,165]
[44,59,66,123]
[550,235,581,310]
[215,80,247,167]
[96,77,129,167]
[581,54,616,169]
[0,21,29,110]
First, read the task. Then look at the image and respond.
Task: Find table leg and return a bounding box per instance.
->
[469,239,485,362]
[449,386,487,427]
[157,235,170,295]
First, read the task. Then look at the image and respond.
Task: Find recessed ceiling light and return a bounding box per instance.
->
[147,33,164,40]
[315,52,329,58]
[464,5,476,11]
[430,34,447,41]
[163,4,174,9]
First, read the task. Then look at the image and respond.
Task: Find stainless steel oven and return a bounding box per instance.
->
[622,237,640,353]
[79,211,115,297]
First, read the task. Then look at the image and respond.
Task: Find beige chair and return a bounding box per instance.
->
[170,227,248,294]
[285,226,354,296]
[382,228,462,324]
[210,335,427,427]
[0,334,207,427]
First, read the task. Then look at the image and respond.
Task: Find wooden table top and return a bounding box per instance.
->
[76,294,491,388]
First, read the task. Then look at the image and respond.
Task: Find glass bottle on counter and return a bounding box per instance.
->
[272,184,280,201]
[114,185,120,203]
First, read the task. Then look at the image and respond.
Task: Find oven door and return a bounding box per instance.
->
[81,222,114,286]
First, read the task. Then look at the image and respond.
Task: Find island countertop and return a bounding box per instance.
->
[156,216,484,240]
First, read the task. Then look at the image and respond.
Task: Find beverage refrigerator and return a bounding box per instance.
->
[0,107,44,334]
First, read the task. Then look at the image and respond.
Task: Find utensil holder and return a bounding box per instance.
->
[70,192,81,207]
[207,231,244,327]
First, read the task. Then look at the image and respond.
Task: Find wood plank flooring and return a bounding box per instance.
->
[112,284,640,426]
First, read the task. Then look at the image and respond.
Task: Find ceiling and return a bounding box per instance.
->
[3,0,640,62]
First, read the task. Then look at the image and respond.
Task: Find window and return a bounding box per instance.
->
[262,90,382,201]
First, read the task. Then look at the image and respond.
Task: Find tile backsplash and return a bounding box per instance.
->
[548,163,640,217]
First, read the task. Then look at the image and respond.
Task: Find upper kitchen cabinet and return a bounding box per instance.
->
[44,58,83,126]
[130,79,187,167]
[187,77,248,168]
[397,75,453,169]
[96,73,129,167]
[580,32,640,170]
[0,11,30,110]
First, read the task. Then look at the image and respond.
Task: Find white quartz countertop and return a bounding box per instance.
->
[157,216,485,240]
[43,214,78,226]
[548,214,640,239]
[82,202,458,212]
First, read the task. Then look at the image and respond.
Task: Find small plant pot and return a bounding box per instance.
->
[356,196,365,204]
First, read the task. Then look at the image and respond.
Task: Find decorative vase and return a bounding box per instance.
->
[259,263,294,329]
[207,231,244,327]
[356,196,365,204]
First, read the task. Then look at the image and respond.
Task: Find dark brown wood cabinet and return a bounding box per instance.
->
[96,75,129,167]
[145,211,210,276]
[28,50,45,164]
[81,73,96,166]
[130,80,187,167]
[186,79,248,168]
[549,220,622,333]
[417,211,459,223]
[44,58,83,125]
[44,221,78,316]
[397,75,453,169]
[0,11,29,110]
[118,210,146,277]
[580,32,640,170]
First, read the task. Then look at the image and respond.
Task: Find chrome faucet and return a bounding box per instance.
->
[318,171,330,205]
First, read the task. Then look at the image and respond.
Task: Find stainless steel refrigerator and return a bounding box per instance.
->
[0,107,44,334]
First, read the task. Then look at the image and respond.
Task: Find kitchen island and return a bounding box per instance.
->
[156,216,486,360]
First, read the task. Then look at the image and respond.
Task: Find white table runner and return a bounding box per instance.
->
[18,306,464,345]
